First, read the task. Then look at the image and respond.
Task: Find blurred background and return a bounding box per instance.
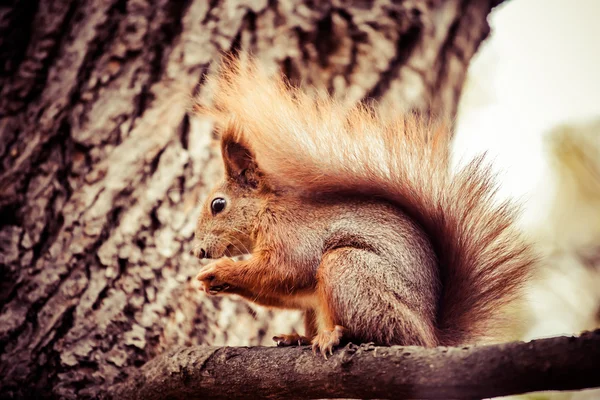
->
[0,0,598,398]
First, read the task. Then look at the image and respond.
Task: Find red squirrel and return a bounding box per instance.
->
[193,58,535,357]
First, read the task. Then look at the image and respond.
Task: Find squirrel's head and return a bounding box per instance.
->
[194,130,266,259]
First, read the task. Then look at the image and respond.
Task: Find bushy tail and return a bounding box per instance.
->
[197,57,536,346]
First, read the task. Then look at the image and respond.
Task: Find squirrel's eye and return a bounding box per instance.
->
[211,197,227,215]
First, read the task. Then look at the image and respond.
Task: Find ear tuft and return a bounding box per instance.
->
[221,124,261,188]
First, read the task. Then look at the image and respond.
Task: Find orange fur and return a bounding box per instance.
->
[195,57,535,347]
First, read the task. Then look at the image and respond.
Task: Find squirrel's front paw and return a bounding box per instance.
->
[312,325,345,359]
[273,333,311,347]
[196,260,231,295]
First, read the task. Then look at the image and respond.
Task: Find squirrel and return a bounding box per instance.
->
[193,57,535,357]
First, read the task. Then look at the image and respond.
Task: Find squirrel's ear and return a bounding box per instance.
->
[222,140,261,189]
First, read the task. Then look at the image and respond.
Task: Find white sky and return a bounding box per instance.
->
[454,0,600,203]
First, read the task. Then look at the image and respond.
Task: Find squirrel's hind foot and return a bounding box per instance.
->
[273,333,311,347]
[311,325,345,359]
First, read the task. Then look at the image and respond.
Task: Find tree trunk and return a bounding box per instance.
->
[0,0,500,398]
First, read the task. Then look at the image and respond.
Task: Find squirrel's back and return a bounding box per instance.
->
[198,57,536,345]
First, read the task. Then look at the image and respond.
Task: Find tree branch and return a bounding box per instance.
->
[109,330,600,400]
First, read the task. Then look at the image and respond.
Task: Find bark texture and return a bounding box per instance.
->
[110,331,600,400]
[0,0,501,398]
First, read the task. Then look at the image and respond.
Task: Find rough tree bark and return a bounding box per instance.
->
[0,0,501,398]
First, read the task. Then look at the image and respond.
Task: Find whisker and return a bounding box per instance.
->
[225,239,245,257]
[231,236,251,255]
[225,233,251,255]
[229,228,252,254]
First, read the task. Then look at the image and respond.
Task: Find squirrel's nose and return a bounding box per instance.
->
[198,248,206,259]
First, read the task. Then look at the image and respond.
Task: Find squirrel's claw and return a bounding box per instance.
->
[311,325,345,360]
[273,333,311,347]
[207,284,229,295]
[196,264,230,295]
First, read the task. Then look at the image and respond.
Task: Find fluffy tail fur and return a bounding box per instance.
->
[197,57,535,346]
